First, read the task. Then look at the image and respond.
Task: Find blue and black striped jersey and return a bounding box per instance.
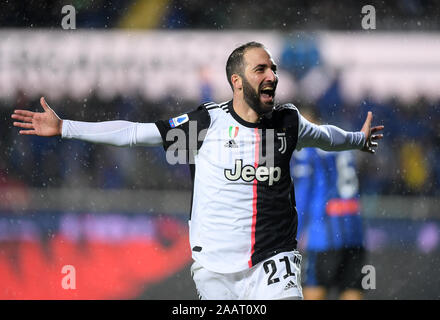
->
[291,149,364,251]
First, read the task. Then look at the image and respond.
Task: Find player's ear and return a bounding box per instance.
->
[231,74,242,91]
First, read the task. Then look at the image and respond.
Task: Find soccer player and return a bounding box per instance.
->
[11,42,383,300]
[291,108,365,300]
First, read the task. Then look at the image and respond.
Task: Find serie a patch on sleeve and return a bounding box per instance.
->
[168,114,189,128]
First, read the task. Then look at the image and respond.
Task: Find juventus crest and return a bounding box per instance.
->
[277,132,287,154]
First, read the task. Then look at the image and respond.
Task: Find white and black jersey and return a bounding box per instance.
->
[155,100,365,273]
[62,99,365,274]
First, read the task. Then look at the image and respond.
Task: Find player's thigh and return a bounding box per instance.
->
[191,260,237,300]
[303,250,329,299]
[337,247,366,293]
[315,249,343,288]
[250,251,303,300]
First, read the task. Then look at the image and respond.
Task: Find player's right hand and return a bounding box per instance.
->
[11,97,63,136]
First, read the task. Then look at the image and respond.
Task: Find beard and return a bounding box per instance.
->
[242,76,276,116]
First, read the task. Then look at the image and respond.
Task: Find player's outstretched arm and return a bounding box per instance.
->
[11,96,163,147]
[359,111,384,154]
[296,110,384,153]
[12,97,62,136]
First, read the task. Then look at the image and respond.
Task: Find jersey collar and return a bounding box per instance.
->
[229,100,274,128]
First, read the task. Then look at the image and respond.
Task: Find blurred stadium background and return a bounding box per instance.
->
[0,0,439,299]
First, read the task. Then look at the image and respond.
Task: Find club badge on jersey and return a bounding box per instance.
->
[169,114,189,128]
[277,132,287,154]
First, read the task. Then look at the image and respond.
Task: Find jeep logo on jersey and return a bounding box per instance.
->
[224,159,281,186]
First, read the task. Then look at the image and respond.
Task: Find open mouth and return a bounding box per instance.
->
[260,85,275,101]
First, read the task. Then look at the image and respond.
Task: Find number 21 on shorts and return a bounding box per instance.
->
[263,252,302,286]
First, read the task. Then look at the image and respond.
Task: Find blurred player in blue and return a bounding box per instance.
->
[291,107,365,300]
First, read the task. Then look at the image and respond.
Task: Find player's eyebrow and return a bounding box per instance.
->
[253,63,277,72]
[253,64,266,70]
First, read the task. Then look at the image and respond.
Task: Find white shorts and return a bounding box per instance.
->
[191,250,303,300]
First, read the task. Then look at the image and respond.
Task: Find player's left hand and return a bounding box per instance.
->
[360,111,384,154]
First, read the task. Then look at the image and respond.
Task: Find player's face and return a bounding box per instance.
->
[242,47,278,114]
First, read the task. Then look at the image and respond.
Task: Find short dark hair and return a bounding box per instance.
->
[226,41,265,89]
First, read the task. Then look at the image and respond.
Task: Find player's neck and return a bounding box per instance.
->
[232,97,261,124]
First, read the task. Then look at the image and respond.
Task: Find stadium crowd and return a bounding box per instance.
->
[0,0,438,197]
[1,86,439,197]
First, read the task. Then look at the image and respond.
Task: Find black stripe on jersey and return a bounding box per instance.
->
[220,101,230,113]
[154,103,212,221]
[206,103,219,110]
[204,101,230,112]
[202,101,215,108]
[249,104,301,267]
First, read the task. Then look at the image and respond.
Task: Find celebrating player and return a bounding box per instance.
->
[12,42,383,300]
